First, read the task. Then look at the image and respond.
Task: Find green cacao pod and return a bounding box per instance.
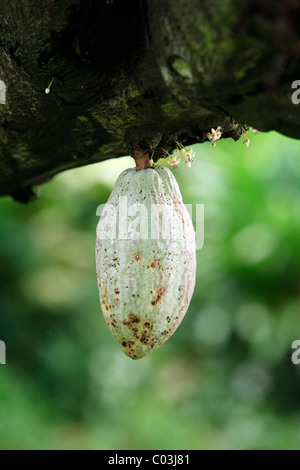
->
[96,166,196,359]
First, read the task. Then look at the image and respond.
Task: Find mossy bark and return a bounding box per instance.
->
[0,0,299,201]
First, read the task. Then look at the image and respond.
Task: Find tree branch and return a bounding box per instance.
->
[0,0,299,201]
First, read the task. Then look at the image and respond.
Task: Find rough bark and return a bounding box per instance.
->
[0,0,299,201]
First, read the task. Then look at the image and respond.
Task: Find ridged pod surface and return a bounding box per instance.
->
[96,166,196,359]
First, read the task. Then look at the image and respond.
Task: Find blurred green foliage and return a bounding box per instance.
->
[1,132,300,450]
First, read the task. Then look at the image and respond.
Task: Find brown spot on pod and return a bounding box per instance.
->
[139,332,150,344]
[151,286,164,306]
[123,313,141,327]
[121,340,135,348]
[133,254,142,262]
[132,327,140,337]
[150,260,159,269]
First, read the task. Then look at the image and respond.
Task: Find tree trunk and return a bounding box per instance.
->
[0,0,299,201]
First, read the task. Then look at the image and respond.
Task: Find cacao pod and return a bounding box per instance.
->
[96,166,196,359]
